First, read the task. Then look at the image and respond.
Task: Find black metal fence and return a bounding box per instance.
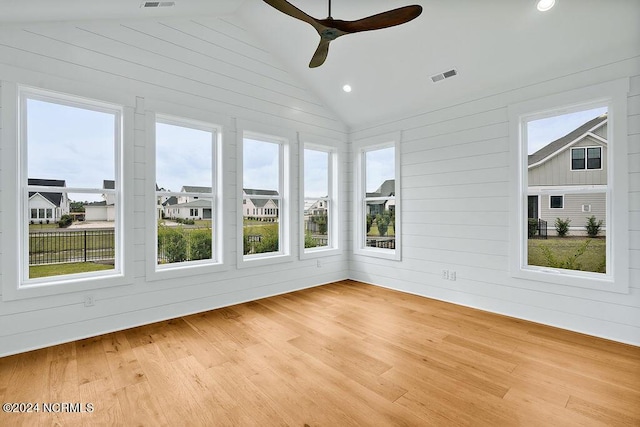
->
[29,229,115,265]
[528,218,548,239]
[366,238,396,249]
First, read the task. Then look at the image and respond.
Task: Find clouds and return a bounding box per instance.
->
[304,149,329,198]
[243,138,279,192]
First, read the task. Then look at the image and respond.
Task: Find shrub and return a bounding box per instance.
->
[58,214,73,228]
[312,214,327,235]
[376,211,392,237]
[366,214,373,234]
[585,216,603,237]
[304,231,318,248]
[540,239,591,271]
[158,225,187,263]
[255,227,279,254]
[555,218,570,237]
[189,229,212,260]
[528,218,539,238]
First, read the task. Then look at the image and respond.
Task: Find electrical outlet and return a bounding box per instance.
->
[442,269,449,280]
[317,259,322,268]
[449,271,457,281]
[84,295,95,307]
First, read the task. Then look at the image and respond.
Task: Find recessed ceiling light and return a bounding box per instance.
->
[536,0,555,12]
[342,84,352,93]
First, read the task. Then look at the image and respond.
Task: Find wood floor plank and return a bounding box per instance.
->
[1,280,638,426]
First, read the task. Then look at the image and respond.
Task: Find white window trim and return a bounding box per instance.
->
[1,82,134,301]
[508,78,629,293]
[353,132,402,261]
[237,121,294,268]
[549,195,564,209]
[144,105,227,282]
[299,136,341,259]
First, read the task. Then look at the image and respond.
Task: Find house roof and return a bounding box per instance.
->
[367,180,395,198]
[244,189,279,196]
[170,199,212,209]
[251,198,279,209]
[28,178,66,207]
[181,186,212,193]
[163,196,178,206]
[528,114,607,166]
[85,201,107,207]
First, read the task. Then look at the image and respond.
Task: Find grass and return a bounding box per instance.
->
[29,223,58,231]
[367,225,395,237]
[528,237,606,273]
[29,262,114,278]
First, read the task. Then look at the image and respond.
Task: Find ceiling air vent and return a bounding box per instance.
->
[431,68,458,83]
[140,1,175,8]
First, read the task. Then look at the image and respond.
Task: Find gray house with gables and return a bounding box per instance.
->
[528,114,607,236]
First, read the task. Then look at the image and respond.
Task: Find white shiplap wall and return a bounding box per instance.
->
[0,17,349,357]
[350,56,640,346]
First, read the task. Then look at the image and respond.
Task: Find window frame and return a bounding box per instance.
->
[145,108,226,281]
[237,122,293,268]
[353,133,402,261]
[549,195,564,209]
[299,137,340,259]
[571,146,602,170]
[1,83,134,301]
[508,79,629,293]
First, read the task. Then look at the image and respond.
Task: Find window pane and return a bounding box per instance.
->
[526,106,607,273]
[27,99,115,189]
[243,138,281,256]
[304,199,328,248]
[365,200,395,250]
[25,95,119,280]
[304,149,328,197]
[572,148,585,170]
[550,195,563,209]
[304,148,330,250]
[365,147,395,194]
[587,147,601,169]
[156,122,212,192]
[156,120,214,266]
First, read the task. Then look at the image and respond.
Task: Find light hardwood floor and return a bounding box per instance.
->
[1,280,639,426]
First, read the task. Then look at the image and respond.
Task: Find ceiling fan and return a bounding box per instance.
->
[262,0,423,68]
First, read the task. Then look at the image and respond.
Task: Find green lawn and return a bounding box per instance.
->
[368,225,395,237]
[30,262,114,278]
[528,237,606,273]
[29,223,59,231]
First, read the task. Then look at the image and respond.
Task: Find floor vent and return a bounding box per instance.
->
[431,68,458,83]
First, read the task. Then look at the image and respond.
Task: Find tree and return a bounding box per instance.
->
[70,201,86,212]
[376,211,392,237]
[585,216,603,237]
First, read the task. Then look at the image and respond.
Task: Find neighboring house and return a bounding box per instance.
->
[27,178,70,223]
[528,114,607,236]
[84,180,116,221]
[366,179,396,217]
[162,186,212,220]
[304,199,328,234]
[243,189,279,221]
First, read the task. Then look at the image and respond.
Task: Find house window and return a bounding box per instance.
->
[155,116,219,268]
[21,88,121,282]
[302,145,338,254]
[571,147,602,170]
[354,137,401,260]
[241,132,288,260]
[509,79,629,292]
[549,195,564,209]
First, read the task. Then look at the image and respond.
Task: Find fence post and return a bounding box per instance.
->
[84,230,87,263]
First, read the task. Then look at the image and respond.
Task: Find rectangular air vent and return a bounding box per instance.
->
[140,1,175,8]
[431,68,458,83]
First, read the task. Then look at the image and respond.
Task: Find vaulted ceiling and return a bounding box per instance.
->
[2,0,639,129]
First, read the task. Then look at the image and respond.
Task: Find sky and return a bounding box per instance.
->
[304,148,329,198]
[527,106,607,154]
[366,146,395,193]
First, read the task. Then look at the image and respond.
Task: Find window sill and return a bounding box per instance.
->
[146,261,228,282]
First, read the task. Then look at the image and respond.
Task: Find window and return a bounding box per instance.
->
[241,131,289,261]
[571,146,602,170]
[154,116,220,268]
[549,195,564,209]
[19,88,123,284]
[301,144,338,256]
[509,79,629,292]
[354,136,401,260]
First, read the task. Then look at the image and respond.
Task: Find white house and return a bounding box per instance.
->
[27,178,69,223]
[83,180,116,221]
[242,189,279,221]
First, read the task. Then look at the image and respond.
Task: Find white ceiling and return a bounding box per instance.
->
[3,0,639,129]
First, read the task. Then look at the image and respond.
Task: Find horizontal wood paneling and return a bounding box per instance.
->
[0,15,349,356]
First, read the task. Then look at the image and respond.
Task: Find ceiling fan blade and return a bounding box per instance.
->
[309,38,331,68]
[328,5,423,33]
[262,0,325,32]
